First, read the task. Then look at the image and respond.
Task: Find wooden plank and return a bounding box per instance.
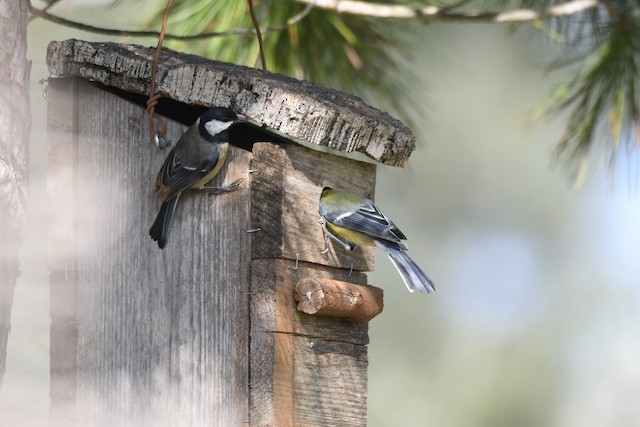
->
[48,78,252,426]
[250,142,376,271]
[291,336,367,427]
[46,39,416,167]
[250,259,369,427]
[50,271,77,427]
[47,78,78,272]
[47,78,79,427]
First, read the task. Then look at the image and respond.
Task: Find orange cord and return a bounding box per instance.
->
[147,0,267,148]
[147,0,174,148]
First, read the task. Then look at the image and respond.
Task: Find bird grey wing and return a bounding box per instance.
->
[330,200,407,243]
[160,145,221,201]
[155,148,174,192]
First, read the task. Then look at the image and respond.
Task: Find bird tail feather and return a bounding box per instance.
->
[149,195,179,249]
[376,240,435,294]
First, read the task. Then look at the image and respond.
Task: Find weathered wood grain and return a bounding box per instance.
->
[250,259,369,427]
[50,271,77,427]
[46,39,416,166]
[250,142,376,271]
[47,78,78,271]
[48,72,380,427]
[48,78,80,427]
[48,78,252,427]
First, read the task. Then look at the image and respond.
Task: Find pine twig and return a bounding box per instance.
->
[292,0,601,23]
[247,0,267,71]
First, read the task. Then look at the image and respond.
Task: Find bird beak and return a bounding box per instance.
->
[236,113,247,122]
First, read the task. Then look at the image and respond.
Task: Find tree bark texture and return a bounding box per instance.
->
[46,39,416,167]
[0,0,30,390]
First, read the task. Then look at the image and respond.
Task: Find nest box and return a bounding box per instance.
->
[46,39,417,427]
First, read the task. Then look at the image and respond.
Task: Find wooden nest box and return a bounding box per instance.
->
[46,39,417,427]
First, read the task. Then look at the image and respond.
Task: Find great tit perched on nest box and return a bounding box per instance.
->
[149,107,245,249]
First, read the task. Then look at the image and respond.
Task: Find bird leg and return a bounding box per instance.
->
[320,217,356,253]
[319,217,331,253]
[202,178,244,195]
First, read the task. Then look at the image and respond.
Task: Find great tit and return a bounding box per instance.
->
[319,187,435,294]
[149,107,245,249]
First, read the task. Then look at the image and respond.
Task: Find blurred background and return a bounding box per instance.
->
[1,1,640,426]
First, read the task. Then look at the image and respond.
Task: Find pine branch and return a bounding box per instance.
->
[291,0,600,23]
[27,0,314,40]
[539,3,640,184]
[28,0,602,38]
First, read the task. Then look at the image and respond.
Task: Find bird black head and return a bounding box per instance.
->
[198,107,245,141]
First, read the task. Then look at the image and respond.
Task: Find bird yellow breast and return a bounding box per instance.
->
[326,222,375,247]
[192,142,230,189]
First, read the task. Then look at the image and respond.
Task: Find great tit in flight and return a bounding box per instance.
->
[319,187,435,294]
[149,107,245,249]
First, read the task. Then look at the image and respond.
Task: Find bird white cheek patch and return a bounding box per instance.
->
[204,119,233,136]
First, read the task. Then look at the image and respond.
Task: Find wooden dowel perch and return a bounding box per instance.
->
[294,277,384,323]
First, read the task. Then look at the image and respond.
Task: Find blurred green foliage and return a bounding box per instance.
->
[148,0,418,121]
[499,0,640,184]
[146,0,640,182]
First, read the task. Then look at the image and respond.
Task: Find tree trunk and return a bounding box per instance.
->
[0,0,30,389]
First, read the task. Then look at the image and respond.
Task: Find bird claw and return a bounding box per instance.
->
[224,178,244,190]
[203,178,244,195]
